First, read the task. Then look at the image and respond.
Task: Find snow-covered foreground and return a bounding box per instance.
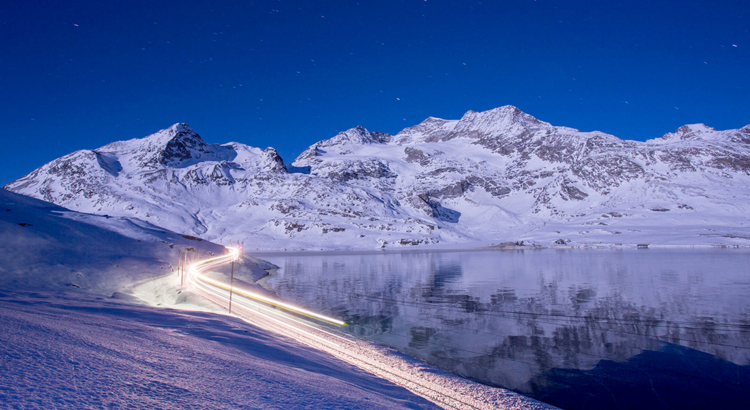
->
[0,189,554,408]
[0,189,441,408]
[0,291,443,409]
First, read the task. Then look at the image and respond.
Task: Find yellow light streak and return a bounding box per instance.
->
[187,247,347,327]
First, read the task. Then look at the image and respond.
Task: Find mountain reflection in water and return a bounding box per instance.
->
[259,249,750,409]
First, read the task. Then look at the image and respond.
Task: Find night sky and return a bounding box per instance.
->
[1,0,748,185]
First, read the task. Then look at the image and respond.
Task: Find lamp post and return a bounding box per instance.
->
[181,249,187,290]
[228,253,236,314]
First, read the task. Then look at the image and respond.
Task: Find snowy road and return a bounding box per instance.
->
[186,248,555,410]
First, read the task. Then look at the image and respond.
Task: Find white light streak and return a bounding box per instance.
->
[187,247,347,326]
[181,247,540,409]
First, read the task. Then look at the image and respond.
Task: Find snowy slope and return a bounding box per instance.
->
[7,106,750,249]
[0,293,444,409]
[0,188,229,294]
[0,189,448,409]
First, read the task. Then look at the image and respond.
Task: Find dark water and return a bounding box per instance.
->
[258,249,750,409]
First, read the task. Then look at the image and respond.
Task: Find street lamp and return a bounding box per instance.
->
[228,248,240,314]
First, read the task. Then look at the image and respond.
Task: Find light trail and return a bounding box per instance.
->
[184,247,555,410]
[187,247,346,326]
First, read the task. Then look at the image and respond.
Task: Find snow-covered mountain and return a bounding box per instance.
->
[7,106,750,249]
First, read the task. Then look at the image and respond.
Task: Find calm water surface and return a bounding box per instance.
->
[257,249,750,409]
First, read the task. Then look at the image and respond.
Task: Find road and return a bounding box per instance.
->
[186,247,555,410]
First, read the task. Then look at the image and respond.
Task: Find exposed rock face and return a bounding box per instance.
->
[261,148,288,173]
[6,107,750,249]
[158,124,212,166]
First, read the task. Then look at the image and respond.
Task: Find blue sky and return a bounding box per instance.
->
[1,0,748,185]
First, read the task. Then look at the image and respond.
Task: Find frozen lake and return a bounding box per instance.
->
[258,249,750,409]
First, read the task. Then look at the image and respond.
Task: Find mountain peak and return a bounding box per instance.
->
[162,123,205,146]
[157,124,211,166]
[262,147,287,168]
[448,106,550,143]
[94,123,238,170]
[660,123,718,142]
[394,106,551,144]
[142,123,204,146]
[321,126,392,147]
[457,105,544,128]
[678,123,715,134]
[168,122,195,134]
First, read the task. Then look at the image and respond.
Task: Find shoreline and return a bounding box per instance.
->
[247,241,750,256]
